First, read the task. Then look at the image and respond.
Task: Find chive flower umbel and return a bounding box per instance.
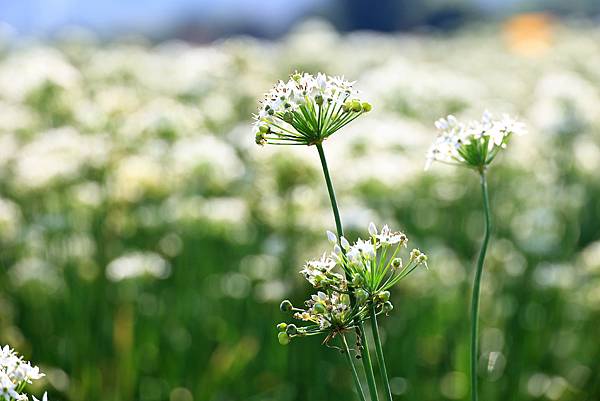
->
[425,111,526,171]
[276,223,427,346]
[253,72,372,146]
[0,345,49,401]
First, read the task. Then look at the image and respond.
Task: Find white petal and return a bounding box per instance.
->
[326,230,337,243]
[368,222,377,236]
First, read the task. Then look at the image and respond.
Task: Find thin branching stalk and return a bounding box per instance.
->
[470,170,491,401]
[316,143,380,401]
[342,334,367,401]
[369,304,393,401]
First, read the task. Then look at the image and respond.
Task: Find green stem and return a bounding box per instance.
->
[358,323,380,401]
[315,143,344,239]
[470,170,491,401]
[315,143,379,401]
[342,334,368,401]
[370,304,393,401]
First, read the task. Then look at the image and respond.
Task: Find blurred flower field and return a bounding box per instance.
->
[1,18,600,401]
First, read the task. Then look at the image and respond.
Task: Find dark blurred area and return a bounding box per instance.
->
[1,0,600,42]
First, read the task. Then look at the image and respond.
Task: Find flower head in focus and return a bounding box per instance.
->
[276,223,427,347]
[0,345,48,401]
[253,72,372,146]
[425,111,526,171]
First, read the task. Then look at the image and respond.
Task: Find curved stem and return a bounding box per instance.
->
[315,143,379,401]
[370,304,393,401]
[342,334,368,401]
[470,170,492,401]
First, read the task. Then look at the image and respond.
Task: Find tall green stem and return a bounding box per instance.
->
[342,334,367,401]
[370,304,393,401]
[316,143,343,239]
[470,170,491,401]
[315,143,379,401]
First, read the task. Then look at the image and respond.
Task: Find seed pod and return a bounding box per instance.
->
[313,303,326,314]
[276,323,287,332]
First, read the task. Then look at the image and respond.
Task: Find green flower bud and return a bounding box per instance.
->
[283,111,294,123]
[351,99,362,112]
[352,274,364,286]
[278,332,290,345]
[286,324,297,335]
[315,94,324,106]
[354,288,368,304]
[313,303,326,314]
[391,258,402,269]
[267,108,275,115]
[277,323,287,332]
[361,102,372,112]
[378,291,390,303]
[259,125,269,134]
[383,301,394,313]
[255,132,266,145]
[280,300,293,312]
[342,101,352,112]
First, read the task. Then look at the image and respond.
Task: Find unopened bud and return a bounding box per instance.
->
[313,303,326,314]
[361,102,372,112]
[278,332,290,345]
[277,323,287,332]
[315,94,324,106]
[391,258,402,269]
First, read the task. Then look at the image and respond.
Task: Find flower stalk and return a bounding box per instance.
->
[316,143,378,401]
[369,304,393,401]
[470,170,491,401]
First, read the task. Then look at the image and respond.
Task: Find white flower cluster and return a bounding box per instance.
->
[425,111,526,170]
[0,345,47,401]
[277,223,427,345]
[253,72,371,145]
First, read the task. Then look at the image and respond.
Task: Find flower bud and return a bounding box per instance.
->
[315,94,324,106]
[391,258,402,269]
[259,125,269,134]
[313,303,326,314]
[326,230,337,244]
[368,222,377,236]
[377,291,390,303]
[280,300,293,312]
[283,111,294,123]
[277,323,287,332]
[286,324,298,335]
[352,274,364,286]
[255,132,266,146]
[383,301,394,313]
[351,100,362,112]
[354,288,368,303]
[361,102,372,112]
[342,101,352,112]
[278,332,290,345]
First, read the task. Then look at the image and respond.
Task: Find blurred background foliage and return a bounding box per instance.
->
[1,1,600,401]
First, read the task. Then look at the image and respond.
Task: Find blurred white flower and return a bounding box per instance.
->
[106,251,171,282]
[13,127,109,190]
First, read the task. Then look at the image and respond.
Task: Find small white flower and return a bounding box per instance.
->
[326,230,337,244]
[340,236,350,250]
